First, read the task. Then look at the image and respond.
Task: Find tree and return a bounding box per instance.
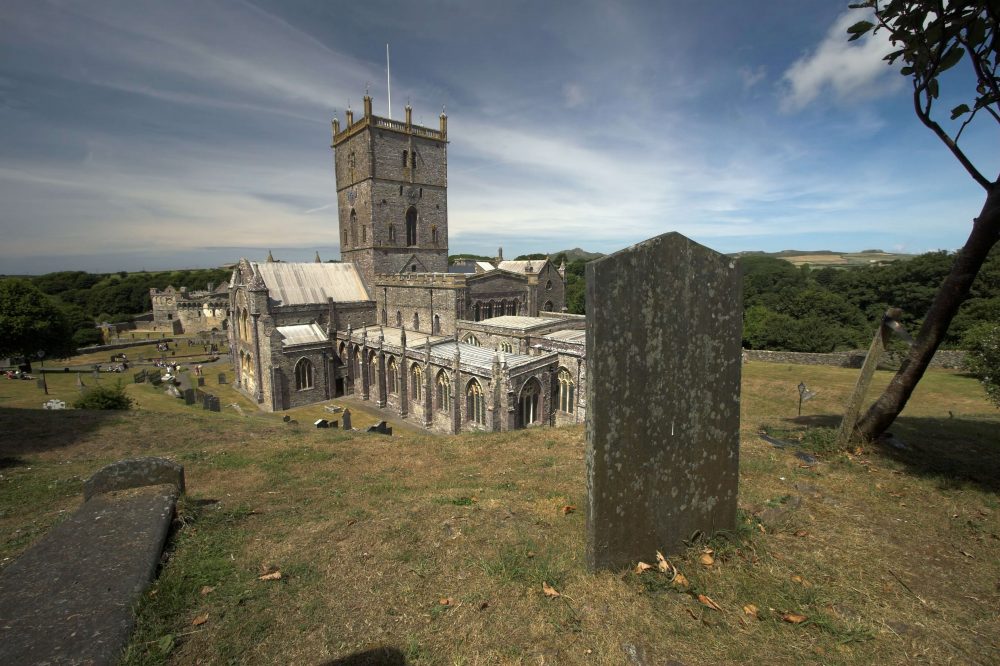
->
[74,381,134,410]
[963,322,1000,406]
[0,279,75,370]
[846,1,1000,441]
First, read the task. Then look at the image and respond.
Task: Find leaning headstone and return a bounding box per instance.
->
[342,409,352,430]
[218,373,227,384]
[165,384,181,399]
[183,388,196,405]
[585,232,742,570]
[83,456,185,501]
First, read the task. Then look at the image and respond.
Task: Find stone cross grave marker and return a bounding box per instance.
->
[585,232,742,571]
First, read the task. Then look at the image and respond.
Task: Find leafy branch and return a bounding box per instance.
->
[848,0,999,191]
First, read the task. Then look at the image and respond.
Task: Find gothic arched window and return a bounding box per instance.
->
[558,368,574,414]
[413,311,420,331]
[518,378,541,427]
[387,358,398,394]
[410,363,423,400]
[466,379,485,425]
[294,358,313,391]
[436,371,451,412]
[406,207,417,246]
[433,314,441,334]
[350,209,357,246]
[464,334,481,346]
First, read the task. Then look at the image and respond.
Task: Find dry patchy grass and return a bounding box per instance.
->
[0,362,997,665]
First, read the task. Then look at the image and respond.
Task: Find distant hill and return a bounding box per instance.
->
[552,248,605,262]
[731,249,915,268]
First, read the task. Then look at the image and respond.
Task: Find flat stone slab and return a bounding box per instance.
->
[0,485,178,665]
[83,456,184,501]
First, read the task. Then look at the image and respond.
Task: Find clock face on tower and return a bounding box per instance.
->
[346,187,357,207]
[404,186,419,205]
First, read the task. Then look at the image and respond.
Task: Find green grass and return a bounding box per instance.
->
[0,361,998,664]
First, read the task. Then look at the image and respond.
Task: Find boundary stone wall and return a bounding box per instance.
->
[743,348,966,370]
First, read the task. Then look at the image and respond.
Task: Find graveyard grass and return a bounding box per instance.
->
[1,363,998,664]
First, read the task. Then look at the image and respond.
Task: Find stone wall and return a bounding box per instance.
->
[743,348,967,370]
[375,281,460,336]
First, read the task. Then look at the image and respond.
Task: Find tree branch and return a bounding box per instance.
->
[912,85,993,189]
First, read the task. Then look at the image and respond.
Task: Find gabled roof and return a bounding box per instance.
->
[497,260,548,274]
[475,261,496,273]
[277,323,328,347]
[387,253,431,275]
[429,341,540,371]
[251,261,370,305]
[543,329,586,344]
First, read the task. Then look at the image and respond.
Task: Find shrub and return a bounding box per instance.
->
[962,323,1000,408]
[74,381,134,410]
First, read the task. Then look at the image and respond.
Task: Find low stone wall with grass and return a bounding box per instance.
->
[77,339,176,355]
[744,348,966,370]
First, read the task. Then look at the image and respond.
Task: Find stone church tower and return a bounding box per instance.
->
[332,95,449,290]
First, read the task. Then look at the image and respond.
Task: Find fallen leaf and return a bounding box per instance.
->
[635,561,654,574]
[697,594,722,612]
[782,612,808,624]
[562,505,576,515]
[794,529,809,538]
[199,586,215,596]
[526,551,536,559]
[743,604,759,619]
[439,597,453,606]
[655,550,672,573]
[790,575,812,588]
[699,552,715,567]
[542,582,560,598]
[672,572,690,588]
[258,571,282,581]
[960,550,974,558]
[192,613,209,626]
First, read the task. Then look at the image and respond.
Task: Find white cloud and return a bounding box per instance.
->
[780,11,900,112]
[739,65,766,90]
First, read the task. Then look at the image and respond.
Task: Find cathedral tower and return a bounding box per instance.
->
[332,95,449,290]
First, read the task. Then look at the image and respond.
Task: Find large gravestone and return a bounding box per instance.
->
[585,232,742,571]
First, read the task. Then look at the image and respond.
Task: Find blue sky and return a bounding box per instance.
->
[1,0,995,274]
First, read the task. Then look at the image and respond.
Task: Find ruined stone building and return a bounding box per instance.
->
[150,283,229,334]
[228,94,584,432]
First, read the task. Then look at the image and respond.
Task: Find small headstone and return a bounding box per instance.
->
[218,373,227,384]
[585,232,742,570]
[209,397,221,412]
[314,419,329,429]
[83,456,185,501]
[342,409,352,430]
[282,415,291,423]
[197,377,205,387]
[183,388,195,405]
[328,420,338,429]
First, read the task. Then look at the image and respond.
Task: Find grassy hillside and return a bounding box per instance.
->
[0,363,997,664]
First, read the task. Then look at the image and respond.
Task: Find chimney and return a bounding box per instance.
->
[497,247,503,262]
[315,251,322,263]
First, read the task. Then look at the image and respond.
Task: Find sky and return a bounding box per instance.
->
[1,0,996,274]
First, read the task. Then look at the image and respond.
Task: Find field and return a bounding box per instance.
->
[0,359,998,665]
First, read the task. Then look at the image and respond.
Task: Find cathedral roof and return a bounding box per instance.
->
[476,315,562,331]
[277,323,328,347]
[252,261,370,305]
[429,341,539,371]
[543,329,586,344]
[496,260,547,274]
